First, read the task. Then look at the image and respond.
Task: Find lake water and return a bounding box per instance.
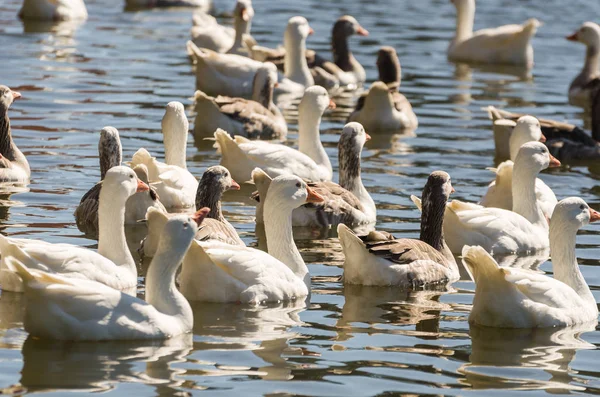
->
[1,0,600,395]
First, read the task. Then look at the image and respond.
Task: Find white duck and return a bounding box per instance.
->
[5,210,208,341]
[193,62,287,140]
[74,127,165,233]
[190,0,254,55]
[348,81,418,133]
[0,166,148,293]
[131,102,198,209]
[480,115,558,218]
[140,165,244,258]
[19,0,87,21]
[567,22,600,108]
[462,197,600,328]
[338,171,459,287]
[178,175,323,304]
[253,122,376,228]
[440,142,560,255]
[0,86,30,183]
[214,86,334,183]
[448,0,540,67]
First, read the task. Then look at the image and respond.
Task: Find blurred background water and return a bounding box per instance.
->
[1,0,600,395]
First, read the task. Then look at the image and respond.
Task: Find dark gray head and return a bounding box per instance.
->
[98,127,122,180]
[0,85,21,113]
[195,165,240,220]
[332,15,369,39]
[377,47,401,88]
[420,171,453,251]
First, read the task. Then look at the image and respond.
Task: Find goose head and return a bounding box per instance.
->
[509,116,545,161]
[161,101,189,167]
[377,46,401,88]
[333,15,369,39]
[98,127,122,180]
[103,165,149,203]
[551,197,600,233]
[566,22,600,48]
[514,141,561,174]
[198,165,240,195]
[298,85,335,118]
[0,85,21,113]
[233,0,254,28]
[420,171,454,250]
[423,171,454,201]
[156,208,209,256]
[285,16,313,44]
[339,122,370,168]
[252,63,278,108]
[266,175,324,212]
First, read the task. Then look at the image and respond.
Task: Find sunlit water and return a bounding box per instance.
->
[1,0,600,395]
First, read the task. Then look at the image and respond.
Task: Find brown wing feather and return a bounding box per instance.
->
[195,218,244,246]
[214,96,284,140]
[363,238,450,266]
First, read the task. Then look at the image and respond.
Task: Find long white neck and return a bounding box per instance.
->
[145,240,193,331]
[231,15,251,53]
[284,33,314,86]
[582,45,600,80]
[550,224,596,308]
[454,0,474,43]
[298,106,332,179]
[263,199,310,287]
[511,163,547,230]
[97,188,136,276]
[163,123,188,169]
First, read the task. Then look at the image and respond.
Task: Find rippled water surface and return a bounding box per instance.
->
[2,0,600,395]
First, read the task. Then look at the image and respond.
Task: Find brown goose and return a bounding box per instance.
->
[0,86,30,183]
[338,171,459,287]
[193,62,287,140]
[252,122,375,229]
[141,165,244,258]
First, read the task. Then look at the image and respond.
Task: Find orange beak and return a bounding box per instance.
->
[328,99,336,109]
[589,207,600,222]
[229,179,240,190]
[136,180,150,192]
[306,186,324,203]
[566,32,578,41]
[192,207,210,226]
[365,133,371,141]
[241,8,250,22]
[274,82,280,88]
[11,91,21,100]
[450,184,456,194]
[356,26,369,36]
[539,134,546,143]
[548,154,561,168]
[308,27,314,36]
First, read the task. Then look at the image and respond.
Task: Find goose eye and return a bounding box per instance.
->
[130,174,134,178]
[183,223,189,229]
[580,205,586,210]
[295,182,301,188]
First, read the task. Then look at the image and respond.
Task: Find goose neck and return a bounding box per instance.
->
[284,34,313,85]
[511,163,547,230]
[550,224,596,307]
[0,107,24,169]
[454,1,474,43]
[298,108,331,174]
[263,199,309,287]
[332,32,352,72]
[195,185,225,222]
[232,17,251,52]
[163,130,187,169]
[339,145,374,218]
[583,45,600,80]
[97,189,136,277]
[419,193,446,252]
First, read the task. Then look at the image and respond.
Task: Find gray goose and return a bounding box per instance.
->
[141,165,244,258]
[338,171,459,287]
[0,86,30,183]
[252,122,375,229]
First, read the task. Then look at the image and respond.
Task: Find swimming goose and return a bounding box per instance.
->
[193,62,287,140]
[127,0,210,9]
[214,86,334,182]
[131,102,198,209]
[338,171,459,287]
[74,127,165,233]
[19,0,87,21]
[0,166,148,293]
[6,210,208,340]
[437,142,560,255]
[190,0,254,55]
[462,197,600,328]
[352,47,407,106]
[178,175,323,304]
[252,122,376,228]
[0,86,30,184]
[480,116,557,218]
[140,165,245,258]
[567,22,600,108]
[448,0,540,67]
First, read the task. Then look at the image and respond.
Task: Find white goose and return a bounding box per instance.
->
[177,175,324,304]
[140,165,245,258]
[480,115,558,219]
[338,171,459,287]
[253,122,375,228]
[567,22,600,108]
[190,0,254,55]
[0,166,148,293]
[19,0,87,21]
[193,62,287,140]
[5,210,208,340]
[131,102,198,209]
[0,86,30,184]
[462,197,600,328]
[214,86,334,183]
[439,142,559,255]
[448,0,540,67]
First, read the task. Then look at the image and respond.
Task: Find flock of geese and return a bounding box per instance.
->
[3,0,600,341]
